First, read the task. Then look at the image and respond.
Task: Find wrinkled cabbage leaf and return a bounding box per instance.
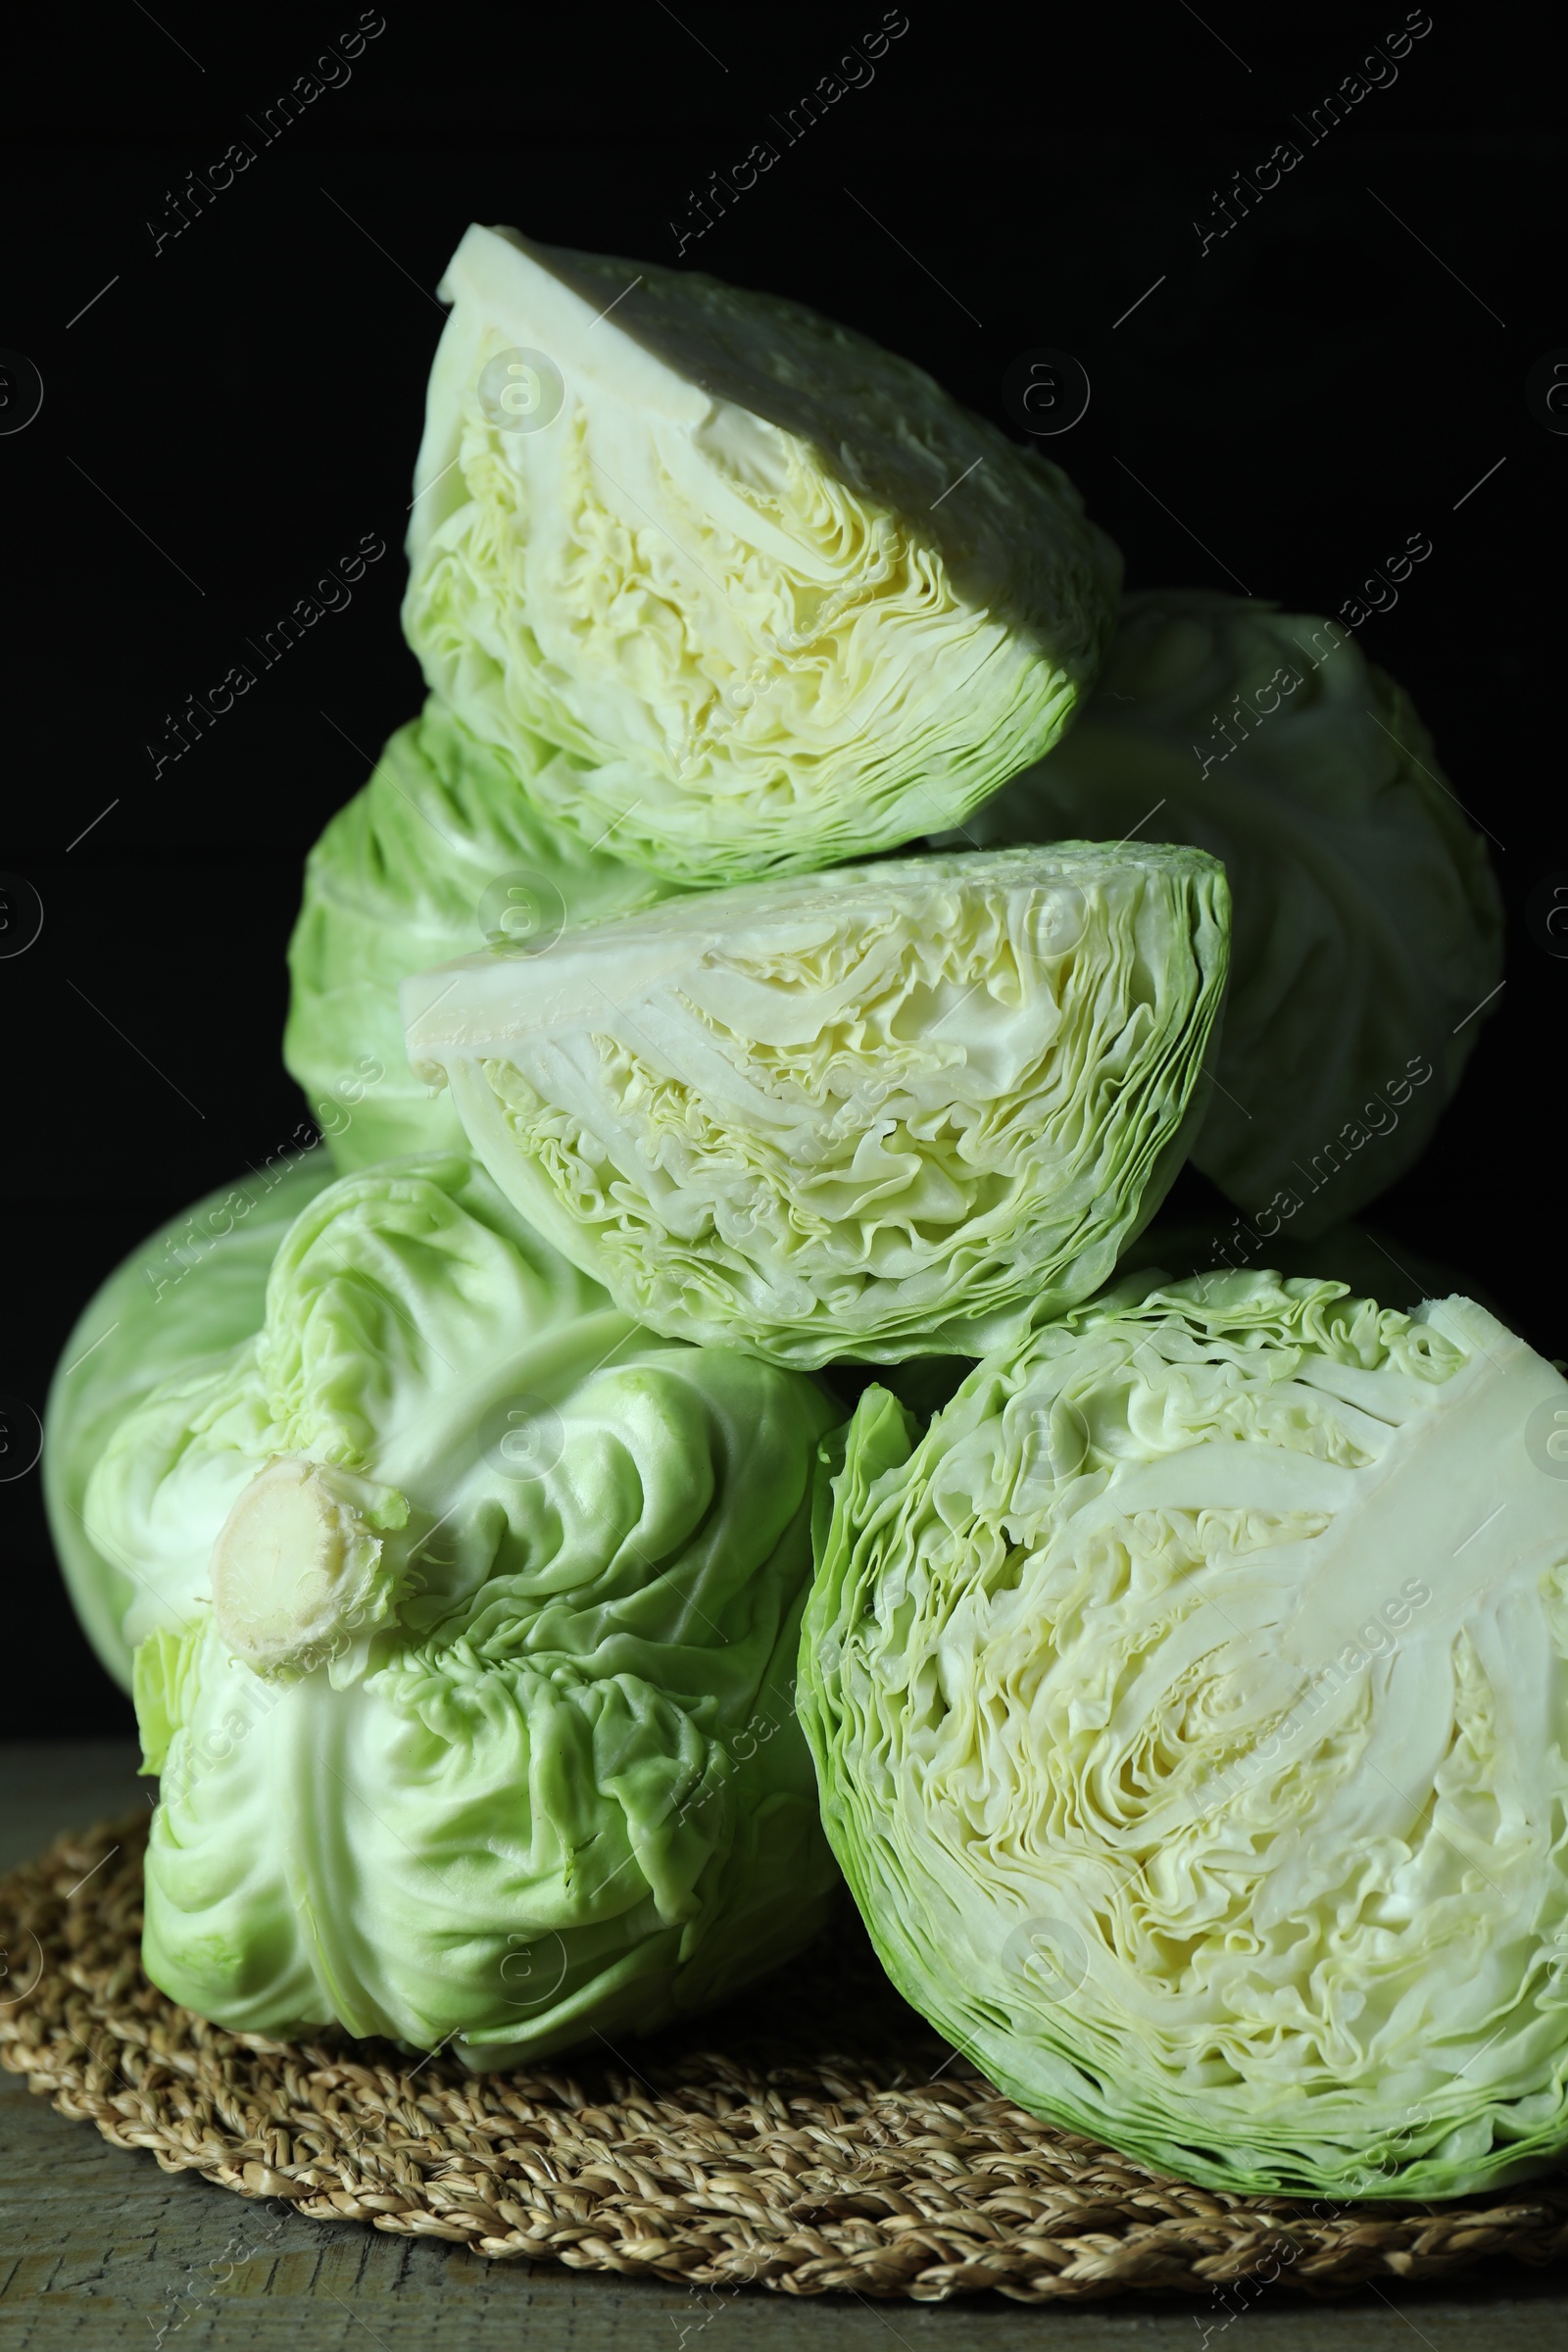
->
[1122,1208,1496,1320]
[44,1151,334,1693]
[284,698,674,1169]
[85,1154,839,2062]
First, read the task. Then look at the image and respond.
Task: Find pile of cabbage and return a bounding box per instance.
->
[46,223,1556,2205]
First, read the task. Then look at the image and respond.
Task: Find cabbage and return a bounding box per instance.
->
[85,1153,838,2062]
[955,592,1502,1234]
[43,1151,334,1693]
[800,1269,1568,2199]
[402,845,1230,1369]
[284,698,674,1169]
[402,224,1120,885]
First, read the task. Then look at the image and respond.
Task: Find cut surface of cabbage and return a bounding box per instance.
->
[801,1269,1568,2197]
[403,225,1119,883]
[403,845,1230,1368]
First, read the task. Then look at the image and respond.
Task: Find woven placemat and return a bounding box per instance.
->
[3,1816,1567,2304]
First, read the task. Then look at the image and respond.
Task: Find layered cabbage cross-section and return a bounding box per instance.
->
[402,846,1230,1368]
[800,1270,1568,2199]
[403,224,1120,884]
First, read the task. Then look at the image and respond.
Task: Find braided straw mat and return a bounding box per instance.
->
[3,1817,1567,2304]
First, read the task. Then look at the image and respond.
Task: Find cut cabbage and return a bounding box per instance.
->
[403,224,1120,884]
[800,1269,1568,2198]
[402,845,1230,1368]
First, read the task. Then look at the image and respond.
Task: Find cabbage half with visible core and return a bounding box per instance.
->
[44,1150,335,1693]
[953,591,1502,1233]
[401,845,1230,1370]
[800,1270,1568,2199]
[283,698,674,1170]
[85,1154,839,2062]
[402,224,1120,885]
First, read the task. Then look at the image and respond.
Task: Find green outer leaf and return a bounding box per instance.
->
[956,590,1502,1235]
[283,697,675,1172]
[43,1151,334,1693]
[799,1268,1568,2200]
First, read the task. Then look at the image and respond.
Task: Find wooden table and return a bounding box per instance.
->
[3,1742,1564,2350]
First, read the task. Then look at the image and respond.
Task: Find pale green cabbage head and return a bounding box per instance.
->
[402,224,1120,885]
[800,1270,1568,2199]
[953,592,1502,1234]
[44,1150,335,1693]
[284,698,674,1169]
[402,845,1230,1369]
[84,1153,839,2061]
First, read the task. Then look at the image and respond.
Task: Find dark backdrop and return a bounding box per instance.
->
[4,4,1562,1735]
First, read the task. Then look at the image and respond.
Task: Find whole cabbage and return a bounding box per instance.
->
[954,591,1502,1234]
[402,845,1230,1368]
[403,225,1119,885]
[284,698,673,1169]
[85,1154,839,2062]
[800,1269,1568,2198]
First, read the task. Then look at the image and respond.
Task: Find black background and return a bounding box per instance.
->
[4,3,1562,1736]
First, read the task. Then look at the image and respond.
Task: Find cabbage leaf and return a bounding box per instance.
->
[44,1151,334,1692]
[284,698,673,1169]
[86,1154,839,2062]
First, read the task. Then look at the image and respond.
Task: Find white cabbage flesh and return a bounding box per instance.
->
[403,225,1119,884]
[84,1154,839,2062]
[800,1271,1568,2198]
[401,846,1230,1369]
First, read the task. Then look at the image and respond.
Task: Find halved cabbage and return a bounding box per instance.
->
[402,845,1230,1369]
[955,592,1502,1233]
[800,1269,1568,2198]
[403,224,1120,884]
[284,698,674,1168]
[44,1150,334,1692]
[86,1154,839,2062]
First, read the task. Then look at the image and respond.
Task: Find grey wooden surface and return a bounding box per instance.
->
[2,1743,1565,2349]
